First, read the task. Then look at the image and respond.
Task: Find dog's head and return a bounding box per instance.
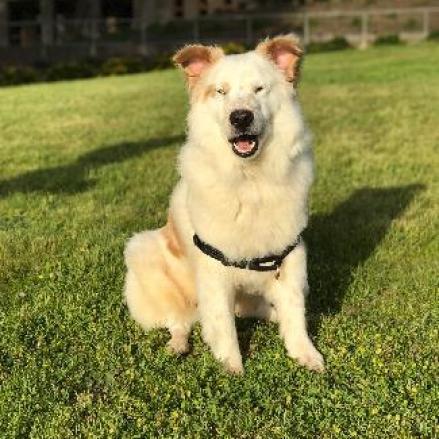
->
[174,35,304,160]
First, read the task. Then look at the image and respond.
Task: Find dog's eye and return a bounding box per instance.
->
[216,88,226,95]
[254,86,264,93]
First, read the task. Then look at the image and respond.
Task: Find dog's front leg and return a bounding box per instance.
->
[268,241,324,372]
[196,260,243,374]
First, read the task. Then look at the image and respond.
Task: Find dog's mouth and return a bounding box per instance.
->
[230,134,259,158]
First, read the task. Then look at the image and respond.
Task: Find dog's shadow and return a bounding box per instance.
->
[0,135,183,198]
[237,184,423,359]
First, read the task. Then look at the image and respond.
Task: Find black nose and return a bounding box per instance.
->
[229,109,254,130]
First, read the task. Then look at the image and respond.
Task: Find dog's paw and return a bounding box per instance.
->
[166,338,189,356]
[289,340,325,373]
[220,353,244,375]
[223,359,244,375]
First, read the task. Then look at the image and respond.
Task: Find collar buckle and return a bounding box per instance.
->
[249,258,280,271]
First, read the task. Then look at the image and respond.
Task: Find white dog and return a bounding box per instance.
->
[124,34,324,374]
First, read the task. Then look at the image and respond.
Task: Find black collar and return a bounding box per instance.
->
[193,233,302,272]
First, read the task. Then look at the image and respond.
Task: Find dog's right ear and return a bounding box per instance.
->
[173,45,224,88]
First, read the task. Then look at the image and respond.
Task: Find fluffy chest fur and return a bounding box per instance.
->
[179,137,313,261]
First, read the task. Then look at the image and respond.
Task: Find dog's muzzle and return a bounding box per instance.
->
[229,109,260,158]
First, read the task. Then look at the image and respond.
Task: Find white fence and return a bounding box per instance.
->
[1,6,439,62]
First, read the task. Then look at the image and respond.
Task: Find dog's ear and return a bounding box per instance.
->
[173,44,224,88]
[256,34,304,86]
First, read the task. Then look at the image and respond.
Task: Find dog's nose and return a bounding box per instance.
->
[230,109,254,130]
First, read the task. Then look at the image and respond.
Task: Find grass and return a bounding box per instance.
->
[0,42,438,438]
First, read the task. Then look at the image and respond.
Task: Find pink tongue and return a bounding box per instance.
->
[236,140,253,152]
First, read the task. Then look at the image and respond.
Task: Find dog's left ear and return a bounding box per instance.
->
[173,44,224,88]
[256,34,304,86]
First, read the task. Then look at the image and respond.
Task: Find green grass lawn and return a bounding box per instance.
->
[1,42,438,438]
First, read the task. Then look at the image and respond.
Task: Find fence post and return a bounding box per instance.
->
[90,19,98,57]
[423,8,429,38]
[40,0,54,59]
[303,12,310,46]
[193,19,199,42]
[139,0,148,56]
[246,17,253,46]
[140,19,147,55]
[360,12,369,49]
[89,0,101,58]
[0,1,8,47]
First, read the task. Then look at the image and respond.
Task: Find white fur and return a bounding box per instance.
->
[124,37,324,373]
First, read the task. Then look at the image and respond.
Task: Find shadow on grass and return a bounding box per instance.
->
[0,135,183,197]
[306,184,424,336]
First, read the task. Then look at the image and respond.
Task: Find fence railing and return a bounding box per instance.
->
[1,6,438,62]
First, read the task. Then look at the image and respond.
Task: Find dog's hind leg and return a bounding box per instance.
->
[124,225,197,353]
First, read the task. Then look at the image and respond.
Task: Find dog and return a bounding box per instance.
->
[124,34,324,374]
